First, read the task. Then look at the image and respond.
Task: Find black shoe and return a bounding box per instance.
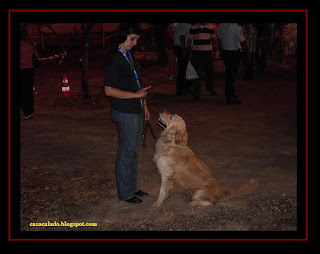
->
[208,90,218,96]
[135,190,149,197]
[184,88,195,96]
[193,96,200,101]
[24,113,34,120]
[227,97,242,104]
[125,196,142,203]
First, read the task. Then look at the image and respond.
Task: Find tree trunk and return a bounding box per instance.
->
[149,24,167,65]
[79,23,95,99]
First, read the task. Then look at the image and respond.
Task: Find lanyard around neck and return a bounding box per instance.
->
[118,47,141,89]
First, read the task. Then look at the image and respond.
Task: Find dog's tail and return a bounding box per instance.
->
[219,179,259,200]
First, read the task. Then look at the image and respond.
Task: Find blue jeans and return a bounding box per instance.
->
[112,109,144,200]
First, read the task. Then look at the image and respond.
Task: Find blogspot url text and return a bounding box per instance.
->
[29,221,98,228]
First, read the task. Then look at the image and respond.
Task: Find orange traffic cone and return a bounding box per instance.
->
[61,74,71,97]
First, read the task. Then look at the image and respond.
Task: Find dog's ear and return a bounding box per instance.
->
[175,129,188,145]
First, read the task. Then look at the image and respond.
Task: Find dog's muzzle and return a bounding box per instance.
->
[157,118,167,129]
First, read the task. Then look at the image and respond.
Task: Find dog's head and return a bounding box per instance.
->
[157,111,188,145]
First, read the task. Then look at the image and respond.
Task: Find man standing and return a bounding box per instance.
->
[256,23,272,72]
[173,23,190,96]
[241,23,257,80]
[218,23,249,104]
[187,23,218,101]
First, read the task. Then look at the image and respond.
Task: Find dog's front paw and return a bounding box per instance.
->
[189,200,212,206]
[153,201,162,207]
[189,201,197,207]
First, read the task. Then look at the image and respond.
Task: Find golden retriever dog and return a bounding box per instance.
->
[153,111,258,207]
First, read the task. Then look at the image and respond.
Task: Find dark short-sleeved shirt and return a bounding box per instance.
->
[164,28,174,50]
[20,41,34,70]
[105,51,143,114]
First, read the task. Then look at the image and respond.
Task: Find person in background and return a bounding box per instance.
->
[187,23,218,101]
[217,23,250,104]
[164,23,176,81]
[173,23,190,96]
[240,23,257,80]
[20,25,36,120]
[256,23,272,72]
[104,23,151,204]
[20,24,59,120]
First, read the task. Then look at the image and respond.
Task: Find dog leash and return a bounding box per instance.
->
[142,120,157,148]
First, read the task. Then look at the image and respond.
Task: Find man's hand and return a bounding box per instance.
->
[135,86,152,98]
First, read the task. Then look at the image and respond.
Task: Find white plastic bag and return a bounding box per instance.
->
[186,61,199,80]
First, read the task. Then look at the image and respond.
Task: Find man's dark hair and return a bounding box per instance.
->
[110,23,141,50]
[105,23,142,67]
[20,23,28,41]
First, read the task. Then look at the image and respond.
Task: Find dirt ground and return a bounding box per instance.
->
[19,49,298,237]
